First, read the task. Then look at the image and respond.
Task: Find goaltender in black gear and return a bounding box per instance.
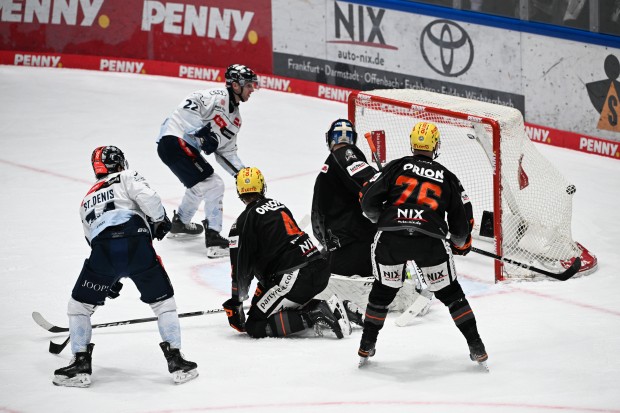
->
[222,167,351,339]
[357,122,488,369]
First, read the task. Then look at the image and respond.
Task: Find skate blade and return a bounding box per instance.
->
[207,247,229,258]
[168,232,202,239]
[477,361,490,372]
[358,357,371,368]
[173,369,199,384]
[52,373,91,388]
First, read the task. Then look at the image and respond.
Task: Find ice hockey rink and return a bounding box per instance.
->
[1,65,619,413]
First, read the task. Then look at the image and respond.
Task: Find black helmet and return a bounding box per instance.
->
[325,119,357,149]
[225,64,258,88]
[91,146,128,178]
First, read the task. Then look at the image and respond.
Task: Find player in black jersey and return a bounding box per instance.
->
[357,121,488,368]
[222,167,351,339]
[311,119,377,277]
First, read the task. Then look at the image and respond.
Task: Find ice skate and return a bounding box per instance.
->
[203,219,229,258]
[342,300,364,327]
[52,343,94,388]
[169,211,204,237]
[358,338,376,368]
[159,342,199,384]
[468,339,489,372]
[301,299,344,339]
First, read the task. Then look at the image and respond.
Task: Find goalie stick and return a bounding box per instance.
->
[471,247,581,281]
[33,308,226,354]
[363,132,384,171]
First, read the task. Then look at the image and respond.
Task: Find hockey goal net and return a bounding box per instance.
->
[348,89,597,282]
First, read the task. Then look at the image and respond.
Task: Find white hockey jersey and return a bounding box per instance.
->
[80,170,166,243]
[157,87,244,174]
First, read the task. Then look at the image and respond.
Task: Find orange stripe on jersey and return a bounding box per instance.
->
[364,313,386,321]
[279,312,287,336]
[452,309,472,321]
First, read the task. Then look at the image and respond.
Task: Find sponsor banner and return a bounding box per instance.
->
[274,52,524,113]
[526,122,620,159]
[272,0,524,111]
[0,0,273,73]
[0,49,615,159]
[524,37,620,143]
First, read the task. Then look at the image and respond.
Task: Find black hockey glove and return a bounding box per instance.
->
[107,281,123,299]
[325,229,341,252]
[223,298,246,333]
[450,234,472,256]
[195,123,219,155]
[152,215,172,241]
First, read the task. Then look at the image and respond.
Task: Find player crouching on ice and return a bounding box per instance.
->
[52,146,198,387]
[222,167,351,339]
[357,122,488,370]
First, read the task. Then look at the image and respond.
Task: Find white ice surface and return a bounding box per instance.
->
[1,66,619,413]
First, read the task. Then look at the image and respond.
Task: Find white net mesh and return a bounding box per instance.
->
[351,89,594,281]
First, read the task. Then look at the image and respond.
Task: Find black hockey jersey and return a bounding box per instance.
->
[229,197,321,301]
[311,144,377,251]
[360,154,473,245]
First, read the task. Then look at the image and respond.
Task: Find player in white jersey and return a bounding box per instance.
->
[52,146,198,387]
[157,64,258,258]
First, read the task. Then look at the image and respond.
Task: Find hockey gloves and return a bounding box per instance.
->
[152,215,172,241]
[223,298,246,332]
[107,281,123,299]
[450,234,472,256]
[195,123,219,155]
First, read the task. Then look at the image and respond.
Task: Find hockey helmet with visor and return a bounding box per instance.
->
[225,64,258,89]
[91,145,128,178]
[326,119,357,149]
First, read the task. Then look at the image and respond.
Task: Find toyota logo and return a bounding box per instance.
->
[420,20,474,77]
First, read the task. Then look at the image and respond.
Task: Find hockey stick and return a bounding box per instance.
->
[363,132,383,171]
[34,309,226,354]
[215,153,240,174]
[471,247,581,281]
[33,309,225,334]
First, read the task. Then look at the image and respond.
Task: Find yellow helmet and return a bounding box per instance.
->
[410,121,440,155]
[236,167,266,197]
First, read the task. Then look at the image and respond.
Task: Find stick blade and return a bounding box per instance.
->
[32,312,67,333]
[554,257,582,281]
[49,337,70,354]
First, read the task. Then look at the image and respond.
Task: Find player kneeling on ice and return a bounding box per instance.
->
[222,167,351,339]
[357,122,488,369]
[52,146,198,387]
[311,119,432,322]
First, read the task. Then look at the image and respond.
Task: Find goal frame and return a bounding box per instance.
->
[349,90,512,282]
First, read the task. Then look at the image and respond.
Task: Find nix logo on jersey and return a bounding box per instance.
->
[396,208,427,222]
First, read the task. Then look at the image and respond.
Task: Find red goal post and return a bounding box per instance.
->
[348,89,597,282]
